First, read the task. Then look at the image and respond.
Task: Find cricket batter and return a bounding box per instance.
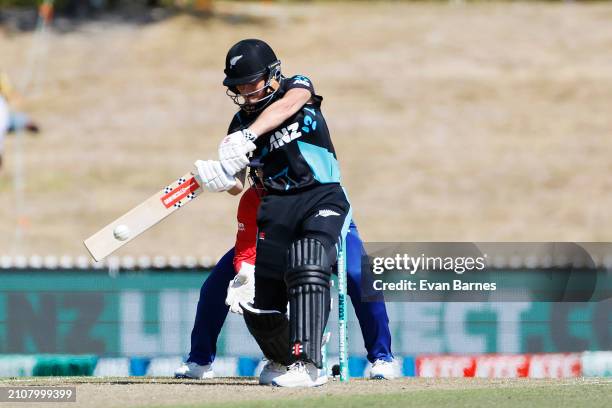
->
[195,39,356,387]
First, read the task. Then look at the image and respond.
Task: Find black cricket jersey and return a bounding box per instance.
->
[227,75,341,193]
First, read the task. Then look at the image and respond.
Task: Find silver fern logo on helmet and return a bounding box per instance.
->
[229,55,243,68]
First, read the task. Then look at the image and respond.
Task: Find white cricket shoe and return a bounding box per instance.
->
[174,362,214,379]
[271,361,327,388]
[370,359,397,380]
[259,360,287,385]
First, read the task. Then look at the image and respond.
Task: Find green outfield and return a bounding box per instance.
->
[195,383,612,408]
[1,377,610,408]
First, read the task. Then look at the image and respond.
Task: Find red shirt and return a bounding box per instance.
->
[233,186,261,273]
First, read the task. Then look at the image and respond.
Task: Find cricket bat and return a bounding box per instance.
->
[84,172,203,262]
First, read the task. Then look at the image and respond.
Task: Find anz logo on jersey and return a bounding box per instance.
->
[269,122,302,151]
[292,75,311,87]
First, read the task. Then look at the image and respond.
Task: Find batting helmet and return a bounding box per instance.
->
[223,39,282,112]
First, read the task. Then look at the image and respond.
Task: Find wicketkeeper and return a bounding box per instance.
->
[175,179,396,383]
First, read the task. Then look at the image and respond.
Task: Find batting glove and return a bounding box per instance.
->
[219,130,257,175]
[194,159,237,193]
[225,262,255,314]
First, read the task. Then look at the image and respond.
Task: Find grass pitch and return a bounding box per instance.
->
[1,377,610,408]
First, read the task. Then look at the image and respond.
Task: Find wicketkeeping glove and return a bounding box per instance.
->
[225,262,255,314]
[194,159,237,193]
[219,130,257,175]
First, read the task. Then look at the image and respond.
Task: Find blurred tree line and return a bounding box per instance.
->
[0,1,213,14]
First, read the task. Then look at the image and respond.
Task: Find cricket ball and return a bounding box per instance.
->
[113,224,131,241]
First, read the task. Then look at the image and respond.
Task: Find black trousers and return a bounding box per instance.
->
[254,183,350,281]
[250,183,350,366]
